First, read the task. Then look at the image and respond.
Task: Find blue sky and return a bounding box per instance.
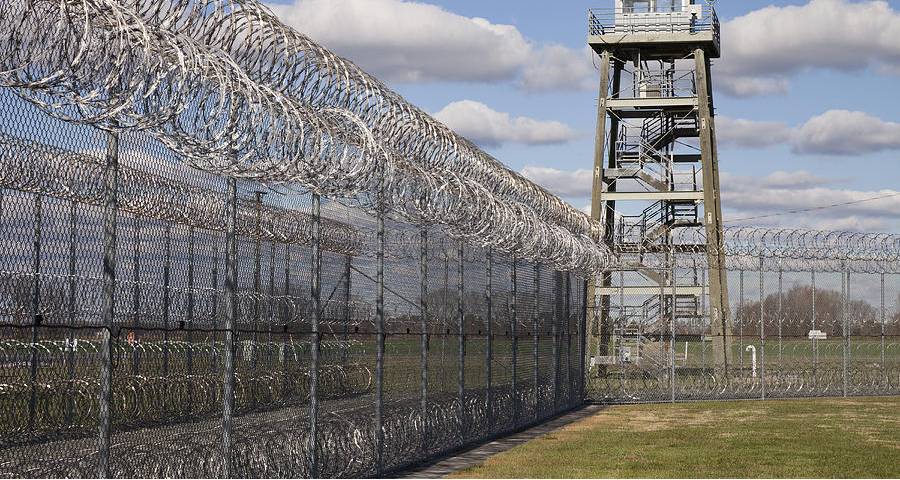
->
[266,0,900,232]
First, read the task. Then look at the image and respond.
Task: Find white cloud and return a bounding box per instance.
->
[520,45,596,92]
[267,0,530,83]
[792,110,900,155]
[717,111,900,155]
[519,166,592,198]
[717,117,792,148]
[721,171,900,231]
[717,0,900,97]
[433,101,578,147]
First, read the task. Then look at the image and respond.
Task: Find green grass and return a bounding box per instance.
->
[452,397,900,478]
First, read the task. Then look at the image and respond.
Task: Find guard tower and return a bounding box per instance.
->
[586,0,731,375]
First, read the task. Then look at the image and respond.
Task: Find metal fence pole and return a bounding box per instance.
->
[309,193,322,477]
[670,262,676,404]
[419,228,428,454]
[533,264,540,416]
[187,226,195,413]
[580,278,588,402]
[222,178,237,478]
[162,224,172,377]
[457,241,465,439]
[66,201,77,425]
[552,271,560,410]
[97,131,119,478]
[812,270,817,382]
[510,258,518,425]
[881,272,886,384]
[759,256,765,400]
[738,270,744,370]
[132,219,141,375]
[485,248,493,430]
[251,191,264,408]
[375,199,385,476]
[842,267,849,398]
[28,193,42,433]
[565,273,572,407]
[778,267,783,364]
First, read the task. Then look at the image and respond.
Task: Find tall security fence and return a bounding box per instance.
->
[587,245,900,403]
[0,0,596,476]
[0,87,586,477]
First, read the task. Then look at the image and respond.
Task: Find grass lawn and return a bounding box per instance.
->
[452,397,900,478]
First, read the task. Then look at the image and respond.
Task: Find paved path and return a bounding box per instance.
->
[397,404,605,478]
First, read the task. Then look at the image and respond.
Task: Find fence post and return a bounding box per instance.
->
[552,271,560,410]
[187,226,195,413]
[759,256,765,400]
[580,278,588,403]
[375,199,385,475]
[66,201,77,425]
[510,258,518,425]
[28,193,42,433]
[778,266,783,364]
[162,224,171,377]
[811,270,817,384]
[419,228,428,454]
[881,272,886,386]
[97,131,119,478]
[842,267,849,398]
[670,262,676,404]
[132,220,141,375]
[533,263,540,416]
[485,248,493,431]
[222,178,237,478]
[251,191,264,407]
[565,273,572,406]
[309,193,321,477]
[738,269,744,371]
[457,241,465,439]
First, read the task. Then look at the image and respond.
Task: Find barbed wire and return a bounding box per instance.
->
[0,0,611,275]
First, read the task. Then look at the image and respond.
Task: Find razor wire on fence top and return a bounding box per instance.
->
[0,0,898,478]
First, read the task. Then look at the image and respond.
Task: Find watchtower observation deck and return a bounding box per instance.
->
[589,0,720,60]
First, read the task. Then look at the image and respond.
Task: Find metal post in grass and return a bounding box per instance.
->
[251,191,264,407]
[187,226,195,413]
[533,263,540,416]
[552,270,560,410]
[738,269,744,371]
[310,193,322,477]
[812,270,817,382]
[580,278,588,403]
[880,272,886,384]
[510,258,518,425]
[66,201,77,425]
[759,256,765,400]
[132,216,141,375]
[778,266,783,364]
[485,248,493,430]
[419,228,428,454]
[375,197,386,476]
[670,261,676,404]
[842,267,848,398]
[97,131,119,478]
[344,253,351,366]
[28,193,42,433]
[222,178,237,478]
[565,272,572,406]
[457,240,465,439]
[162,223,172,377]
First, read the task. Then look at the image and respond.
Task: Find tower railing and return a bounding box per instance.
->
[588,5,719,37]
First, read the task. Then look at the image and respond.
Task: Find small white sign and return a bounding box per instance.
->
[808,330,827,340]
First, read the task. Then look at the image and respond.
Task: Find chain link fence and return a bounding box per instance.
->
[0,87,587,477]
[586,260,900,403]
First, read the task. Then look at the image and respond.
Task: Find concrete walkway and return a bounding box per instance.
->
[397,404,605,478]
